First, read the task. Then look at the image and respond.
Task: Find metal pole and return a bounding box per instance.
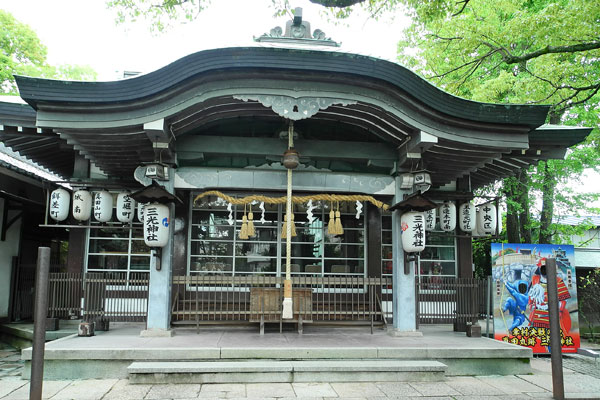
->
[546,257,564,400]
[30,247,51,400]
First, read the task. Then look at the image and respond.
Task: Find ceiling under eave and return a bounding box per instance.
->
[0,101,75,178]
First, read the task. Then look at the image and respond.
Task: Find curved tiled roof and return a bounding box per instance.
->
[15,46,550,128]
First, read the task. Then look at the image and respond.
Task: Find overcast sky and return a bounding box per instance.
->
[2,0,406,80]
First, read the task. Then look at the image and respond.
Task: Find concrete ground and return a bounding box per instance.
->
[2,344,600,399]
[2,328,599,399]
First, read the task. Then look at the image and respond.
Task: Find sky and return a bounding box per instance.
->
[1,0,406,80]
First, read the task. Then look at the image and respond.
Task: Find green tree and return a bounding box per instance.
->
[0,10,96,94]
[397,0,600,246]
[578,268,600,337]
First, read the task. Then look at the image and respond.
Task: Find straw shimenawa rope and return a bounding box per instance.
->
[193,191,390,210]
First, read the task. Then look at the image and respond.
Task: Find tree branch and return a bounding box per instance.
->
[499,41,600,64]
[554,82,600,114]
[427,33,463,41]
[429,49,499,79]
[452,0,472,16]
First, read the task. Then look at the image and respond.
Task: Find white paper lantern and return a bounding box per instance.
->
[93,191,113,222]
[143,203,170,247]
[472,208,484,237]
[438,202,456,232]
[425,208,436,231]
[400,211,426,253]
[116,193,136,223]
[49,188,70,221]
[477,203,497,235]
[72,190,92,221]
[137,202,147,223]
[459,202,476,232]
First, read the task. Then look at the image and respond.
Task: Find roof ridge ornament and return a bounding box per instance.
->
[255,7,340,47]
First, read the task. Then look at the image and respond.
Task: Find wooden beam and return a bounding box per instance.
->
[144,119,175,163]
[406,130,438,152]
[176,136,397,162]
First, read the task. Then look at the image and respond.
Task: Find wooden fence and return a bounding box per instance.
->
[48,272,149,322]
[42,272,491,332]
[171,275,393,331]
[415,276,492,331]
[10,263,62,322]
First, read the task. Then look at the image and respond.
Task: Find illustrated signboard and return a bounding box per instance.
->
[491,243,580,354]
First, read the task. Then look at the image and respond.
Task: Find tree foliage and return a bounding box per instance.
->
[106,0,212,32]
[397,0,600,246]
[0,10,97,94]
[0,10,46,93]
[578,268,600,334]
[398,0,600,116]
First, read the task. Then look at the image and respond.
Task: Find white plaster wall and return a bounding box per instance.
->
[570,229,600,248]
[0,198,22,318]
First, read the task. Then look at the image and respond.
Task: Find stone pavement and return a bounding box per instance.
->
[2,343,600,399]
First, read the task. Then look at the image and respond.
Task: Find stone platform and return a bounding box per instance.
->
[20,323,532,381]
[0,321,78,350]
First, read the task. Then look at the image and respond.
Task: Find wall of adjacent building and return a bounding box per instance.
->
[0,198,22,319]
[570,228,600,249]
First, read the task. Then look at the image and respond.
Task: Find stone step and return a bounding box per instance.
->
[128,360,447,384]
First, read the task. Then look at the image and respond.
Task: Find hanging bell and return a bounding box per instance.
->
[282,149,300,169]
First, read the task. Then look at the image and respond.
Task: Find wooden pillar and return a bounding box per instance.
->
[455,177,474,331]
[457,236,473,278]
[66,230,86,274]
[171,191,188,277]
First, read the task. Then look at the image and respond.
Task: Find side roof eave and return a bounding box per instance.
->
[529,124,592,147]
[15,46,550,129]
[0,100,37,127]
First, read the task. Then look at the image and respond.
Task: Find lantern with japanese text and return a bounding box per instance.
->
[143,203,169,247]
[49,188,70,222]
[438,202,456,232]
[72,190,92,221]
[116,193,136,223]
[477,203,497,235]
[93,191,113,222]
[400,211,426,253]
[137,202,146,223]
[472,208,484,237]
[459,202,476,232]
[424,207,436,231]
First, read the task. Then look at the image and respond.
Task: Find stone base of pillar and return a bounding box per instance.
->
[140,328,175,337]
[387,328,423,337]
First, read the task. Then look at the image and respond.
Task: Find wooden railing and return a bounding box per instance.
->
[48,272,149,322]
[171,275,392,330]
[44,272,492,332]
[10,263,63,322]
[415,276,491,330]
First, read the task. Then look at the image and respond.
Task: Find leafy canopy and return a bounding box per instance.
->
[0,9,97,94]
[398,0,600,115]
